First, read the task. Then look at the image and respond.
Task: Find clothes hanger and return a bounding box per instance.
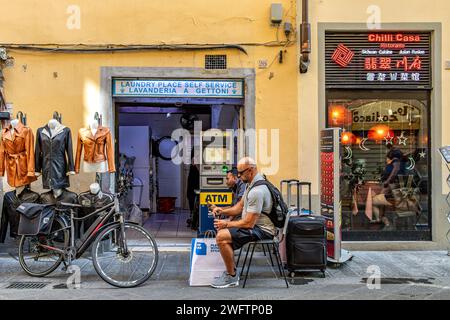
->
[16,111,26,125]
[52,111,62,124]
[94,112,102,126]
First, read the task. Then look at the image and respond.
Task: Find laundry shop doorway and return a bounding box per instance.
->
[114,98,243,243]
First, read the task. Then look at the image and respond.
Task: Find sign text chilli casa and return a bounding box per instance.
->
[368,33,421,42]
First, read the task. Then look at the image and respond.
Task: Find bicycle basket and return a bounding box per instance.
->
[17,203,55,236]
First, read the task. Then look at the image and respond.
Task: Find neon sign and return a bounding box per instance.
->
[364,56,422,71]
[368,33,421,43]
[331,44,354,67]
[325,31,431,88]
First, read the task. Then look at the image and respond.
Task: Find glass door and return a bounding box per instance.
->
[326,90,431,241]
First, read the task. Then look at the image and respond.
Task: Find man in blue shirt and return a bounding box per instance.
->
[226,168,246,206]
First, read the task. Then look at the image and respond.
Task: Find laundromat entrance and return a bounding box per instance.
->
[115,99,243,241]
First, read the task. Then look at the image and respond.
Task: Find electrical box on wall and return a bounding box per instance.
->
[445,60,450,70]
[270,3,283,24]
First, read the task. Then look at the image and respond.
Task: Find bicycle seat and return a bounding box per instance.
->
[59,202,83,208]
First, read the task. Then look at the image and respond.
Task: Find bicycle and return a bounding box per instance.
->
[17,193,159,288]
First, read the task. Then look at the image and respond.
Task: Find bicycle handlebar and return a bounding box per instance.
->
[59,202,83,208]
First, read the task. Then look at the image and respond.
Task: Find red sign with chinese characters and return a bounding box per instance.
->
[325,32,431,88]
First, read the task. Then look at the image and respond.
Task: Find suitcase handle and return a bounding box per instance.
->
[294,182,312,213]
[280,179,299,184]
[280,179,299,206]
[280,180,313,215]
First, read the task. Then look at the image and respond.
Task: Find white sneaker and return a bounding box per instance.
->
[210,271,239,288]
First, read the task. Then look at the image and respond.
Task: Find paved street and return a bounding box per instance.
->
[0,239,450,300]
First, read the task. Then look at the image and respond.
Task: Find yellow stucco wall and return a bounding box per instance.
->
[0,0,298,193]
[2,0,449,246]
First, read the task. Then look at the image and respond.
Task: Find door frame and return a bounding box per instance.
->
[318,23,443,246]
[99,67,256,193]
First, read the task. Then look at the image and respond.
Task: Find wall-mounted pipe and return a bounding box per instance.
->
[299,0,311,73]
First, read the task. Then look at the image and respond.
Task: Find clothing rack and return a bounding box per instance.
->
[53,111,62,124]
[16,111,26,125]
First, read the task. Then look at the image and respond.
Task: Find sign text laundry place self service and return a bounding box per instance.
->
[112,79,244,98]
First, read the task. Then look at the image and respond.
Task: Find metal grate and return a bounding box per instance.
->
[6,282,49,289]
[205,55,227,70]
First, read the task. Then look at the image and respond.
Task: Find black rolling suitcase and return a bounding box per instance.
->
[283,181,327,277]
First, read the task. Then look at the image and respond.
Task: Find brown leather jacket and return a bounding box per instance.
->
[75,126,115,173]
[0,122,37,187]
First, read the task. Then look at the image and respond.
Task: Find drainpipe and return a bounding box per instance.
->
[299,0,311,73]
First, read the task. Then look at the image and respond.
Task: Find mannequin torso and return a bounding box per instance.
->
[90,121,99,137]
[53,188,63,198]
[35,119,75,178]
[10,119,19,140]
[90,183,103,198]
[48,119,59,137]
[15,185,26,195]
[83,122,108,173]
[10,119,19,128]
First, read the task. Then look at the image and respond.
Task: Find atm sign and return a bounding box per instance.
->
[200,193,232,205]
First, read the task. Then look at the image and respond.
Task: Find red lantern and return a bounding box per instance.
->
[368,124,394,142]
[341,131,356,145]
[328,104,352,127]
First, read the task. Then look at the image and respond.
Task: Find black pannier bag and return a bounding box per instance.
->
[17,203,55,236]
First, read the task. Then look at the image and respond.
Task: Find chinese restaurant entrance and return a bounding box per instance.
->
[324,30,433,241]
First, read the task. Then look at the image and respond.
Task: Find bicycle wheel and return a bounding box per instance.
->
[18,216,69,277]
[91,222,158,288]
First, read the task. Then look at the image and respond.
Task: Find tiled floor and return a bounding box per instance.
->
[143,209,197,239]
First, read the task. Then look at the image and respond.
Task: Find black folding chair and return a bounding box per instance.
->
[236,211,291,288]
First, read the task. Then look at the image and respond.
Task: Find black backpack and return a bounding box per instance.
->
[247,179,288,228]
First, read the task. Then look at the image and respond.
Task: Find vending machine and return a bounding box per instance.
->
[320,128,353,264]
[198,130,234,236]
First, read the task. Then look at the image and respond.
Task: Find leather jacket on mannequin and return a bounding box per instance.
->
[39,189,78,206]
[75,125,115,173]
[0,186,40,242]
[78,189,114,231]
[0,122,37,187]
[35,121,75,189]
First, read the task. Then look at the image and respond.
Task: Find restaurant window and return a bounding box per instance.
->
[326,90,431,241]
[324,30,433,241]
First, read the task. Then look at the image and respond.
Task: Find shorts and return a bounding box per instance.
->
[228,226,273,250]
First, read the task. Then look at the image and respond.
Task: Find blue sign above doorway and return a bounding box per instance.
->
[112,78,244,98]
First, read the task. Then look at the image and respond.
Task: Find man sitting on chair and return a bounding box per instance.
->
[209,157,275,288]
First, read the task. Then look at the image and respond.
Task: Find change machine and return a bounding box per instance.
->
[199,129,234,236]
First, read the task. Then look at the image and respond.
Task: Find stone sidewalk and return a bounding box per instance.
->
[0,241,450,300]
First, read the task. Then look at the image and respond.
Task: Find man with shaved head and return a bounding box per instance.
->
[209,157,275,288]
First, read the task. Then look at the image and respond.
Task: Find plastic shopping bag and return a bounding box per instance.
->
[189,237,224,286]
